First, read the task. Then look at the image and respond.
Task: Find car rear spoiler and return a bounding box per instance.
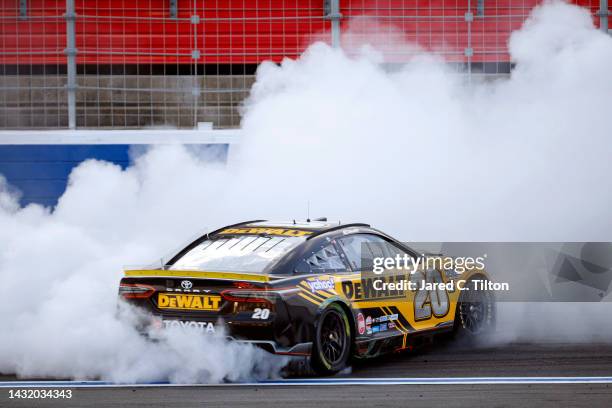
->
[123,269,270,283]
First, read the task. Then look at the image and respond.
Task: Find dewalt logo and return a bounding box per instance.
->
[220,227,312,237]
[158,293,222,311]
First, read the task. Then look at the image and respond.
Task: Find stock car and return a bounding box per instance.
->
[118,220,495,375]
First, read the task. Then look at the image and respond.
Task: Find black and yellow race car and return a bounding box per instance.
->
[118,220,495,375]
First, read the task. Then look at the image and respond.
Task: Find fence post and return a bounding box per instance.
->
[465,10,473,83]
[19,0,27,19]
[600,0,609,34]
[325,0,342,48]
[476,0,484,16]
[65,0,77,129]
[170,0,178,19]
[192,14,201,128]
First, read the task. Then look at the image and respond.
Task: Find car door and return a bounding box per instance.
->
[336,233,454,341]
[382,240,455,333]
[335,233,406,338]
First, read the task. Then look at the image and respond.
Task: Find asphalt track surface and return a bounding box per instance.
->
[2,343,612,407]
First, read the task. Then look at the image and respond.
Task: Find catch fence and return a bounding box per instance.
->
[0,0,609,129]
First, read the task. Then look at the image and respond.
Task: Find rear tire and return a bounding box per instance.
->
[311,303,352,376]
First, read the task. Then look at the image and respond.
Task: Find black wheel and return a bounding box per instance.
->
[311,303,352,376]
[454,277,495,338]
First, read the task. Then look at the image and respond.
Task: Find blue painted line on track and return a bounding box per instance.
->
[1,377,612,388]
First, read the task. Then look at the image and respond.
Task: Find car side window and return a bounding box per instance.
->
[337,234,390,271]
[294,242,348,274]
[382,240,414,259]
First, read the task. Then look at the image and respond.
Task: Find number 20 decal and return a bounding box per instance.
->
[412,269,450,320]
[252,308,270,319]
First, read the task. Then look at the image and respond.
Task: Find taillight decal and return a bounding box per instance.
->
[233,281,255,289]
[220,289,273,304]
[220,286,299,304]
[119,283,156,299]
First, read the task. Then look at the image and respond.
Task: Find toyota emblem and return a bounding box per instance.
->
[181,280,193,290]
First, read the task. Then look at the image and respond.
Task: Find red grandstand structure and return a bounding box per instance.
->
[0,0,609,129]
[1,0,608,66]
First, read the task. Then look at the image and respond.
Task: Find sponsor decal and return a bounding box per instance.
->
[341,275,411,300]
[181,280,193,290]
[378,315,388,322]
[165,287,210,293]
[158,293,221,311]
[380,323,388,331]
[389,314,398,321]
[357,313,365,335]
[388,321,396,329]
[162,320,215,333]
[365,316,372,335]
[372,325,380,333]
[220,228,312,237]
[306,277,335,293]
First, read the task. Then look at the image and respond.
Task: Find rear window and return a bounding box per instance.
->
[170,234,305,273]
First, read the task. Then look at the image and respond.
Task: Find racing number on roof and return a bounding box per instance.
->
[412,269,450,320]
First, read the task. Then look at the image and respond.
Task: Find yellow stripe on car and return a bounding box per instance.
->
[299,288,327,302]
[382,306,409,335]
[298,291,323,305]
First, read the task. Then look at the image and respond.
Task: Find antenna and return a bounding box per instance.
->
[307,200,310,222]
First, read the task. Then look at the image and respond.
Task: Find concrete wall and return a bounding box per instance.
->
[0,75,255,129]
[0,144,229,207]
[0,145,131,207]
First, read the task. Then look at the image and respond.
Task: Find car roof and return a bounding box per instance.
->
[165,219,410,272]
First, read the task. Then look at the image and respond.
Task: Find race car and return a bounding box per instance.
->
[118,220,495,375]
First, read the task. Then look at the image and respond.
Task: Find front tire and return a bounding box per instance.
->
[311,303,352,376]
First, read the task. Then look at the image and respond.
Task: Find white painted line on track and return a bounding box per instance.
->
[2,377,612,388]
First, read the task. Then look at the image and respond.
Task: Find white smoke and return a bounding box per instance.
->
[235,1,612,241]
[1,1,611,381]
[0,151,287,383]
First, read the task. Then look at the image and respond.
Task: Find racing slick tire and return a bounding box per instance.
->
[311,303,352,376]
[454,276,496,340]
